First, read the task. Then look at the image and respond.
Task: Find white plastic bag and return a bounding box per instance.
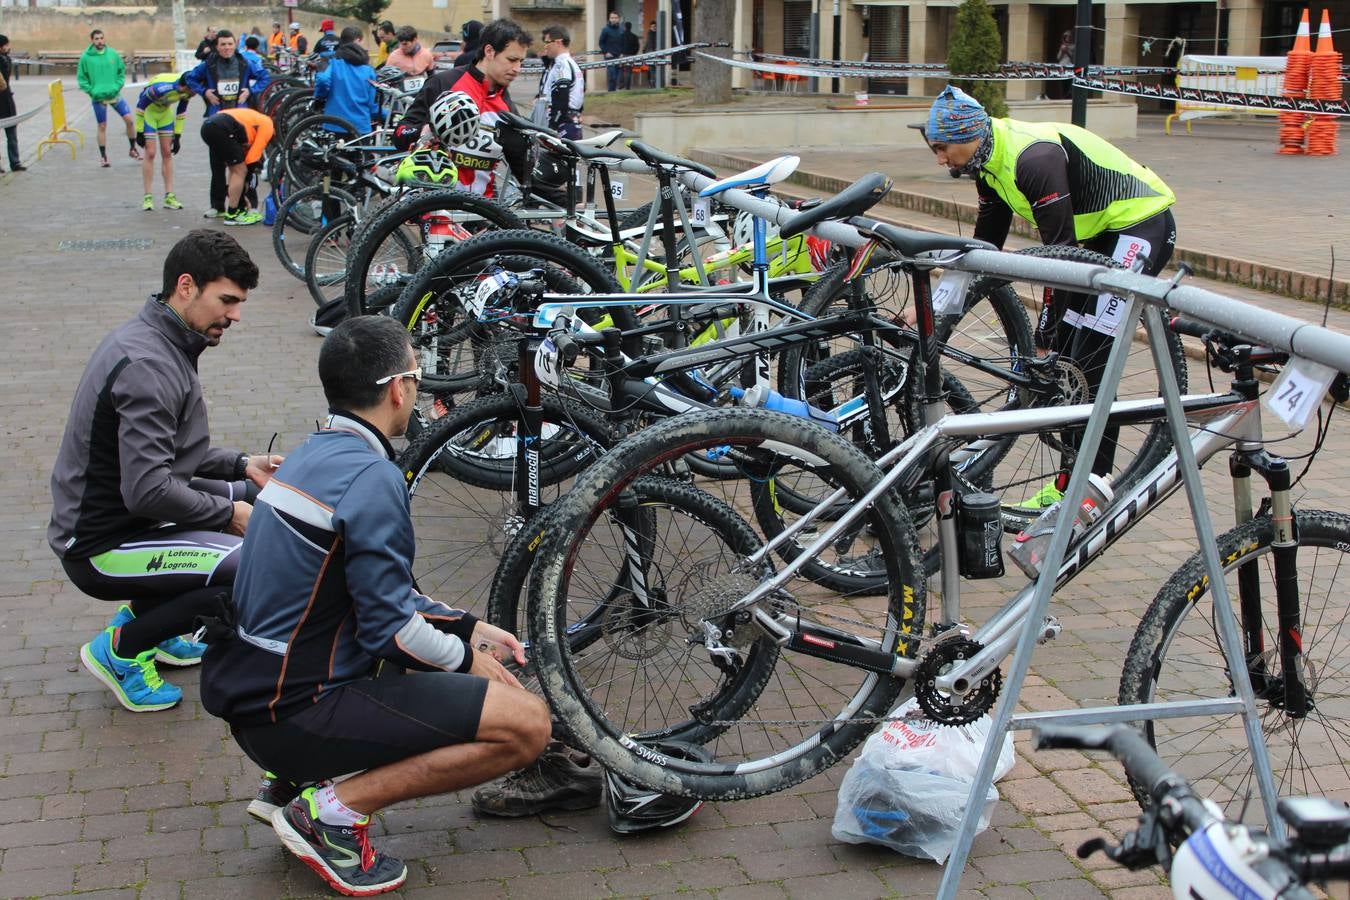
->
[831,698,1015,862]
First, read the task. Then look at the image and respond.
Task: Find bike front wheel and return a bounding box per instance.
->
[527,408,926,800]
[1119,509,1350,823]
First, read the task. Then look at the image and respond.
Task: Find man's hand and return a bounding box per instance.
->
[204,89,220,106]
[468,647,523,689]
[238,88,250,103]
[244,454,282,488]
[226,500,252,536]
[471,620,527,667]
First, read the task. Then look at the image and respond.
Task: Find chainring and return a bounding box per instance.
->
[912,637,1003,725]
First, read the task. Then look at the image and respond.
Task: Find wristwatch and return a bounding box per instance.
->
[233,453,250,481]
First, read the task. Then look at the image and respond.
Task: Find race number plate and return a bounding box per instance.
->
[931,269,973,315]
[1265,355,1337,429]
[403,76,425,92]
[534,337,562,388]
[691,198,711,228]
[217,79,240,98]
[609,178,626,200]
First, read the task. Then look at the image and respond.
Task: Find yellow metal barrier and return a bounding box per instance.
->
[37,80,83,159]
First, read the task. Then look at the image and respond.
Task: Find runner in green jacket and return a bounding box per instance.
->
[76,29,140,167]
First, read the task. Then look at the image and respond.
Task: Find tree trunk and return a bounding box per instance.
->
[694,0,733,105]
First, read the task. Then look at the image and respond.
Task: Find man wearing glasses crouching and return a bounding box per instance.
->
[201,315,550,897]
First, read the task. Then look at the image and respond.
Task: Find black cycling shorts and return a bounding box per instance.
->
[200,114,247,167]
[230,669,490,784]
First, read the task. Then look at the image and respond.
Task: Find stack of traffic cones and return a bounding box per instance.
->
[1278,8,1313,154]
[1307,9,1341,155]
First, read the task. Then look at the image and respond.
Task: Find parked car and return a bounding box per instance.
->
[431,39,463,69]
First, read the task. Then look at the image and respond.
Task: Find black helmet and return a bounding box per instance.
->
[604,740,713,834]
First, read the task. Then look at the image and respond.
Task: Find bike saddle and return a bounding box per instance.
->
[625,140,717,178]
[778,172,892,240]
[573,130,626,149]
[698,155,799,198]
[850,218,997,257]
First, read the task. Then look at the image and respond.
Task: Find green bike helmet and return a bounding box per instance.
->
[395,149,458,186]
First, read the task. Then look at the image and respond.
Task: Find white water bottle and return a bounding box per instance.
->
[1007,473,1114,578]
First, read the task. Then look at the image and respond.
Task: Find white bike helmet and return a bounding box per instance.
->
[429,91,480,147]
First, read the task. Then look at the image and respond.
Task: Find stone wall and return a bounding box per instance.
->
[0,5,451,53]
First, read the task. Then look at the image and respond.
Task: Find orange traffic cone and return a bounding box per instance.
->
[1307,9,1340,155]
[1278,8,1313,154]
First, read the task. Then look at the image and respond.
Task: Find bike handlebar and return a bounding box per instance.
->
[1034,726,1180,806]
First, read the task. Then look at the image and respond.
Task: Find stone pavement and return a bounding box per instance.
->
[0,81,1348,899]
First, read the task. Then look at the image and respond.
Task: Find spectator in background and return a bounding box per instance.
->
[621,21,639,88]
[0,34,23,172]
[315,27,377,133]
[195,27,218,61]
[373,21,397,68]
[598,11,623,92]
[77,29,140,167]
[386,25,435,76]
[644,20,657,53]
[314,19,341,57]
[288,23,308,56]
[240,35,264,69]
[185,30,270,117]
[456,20,484,66]
[537,24,583,139]
[267,22,286,60]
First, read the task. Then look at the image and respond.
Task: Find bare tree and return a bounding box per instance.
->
[693,0,732,105]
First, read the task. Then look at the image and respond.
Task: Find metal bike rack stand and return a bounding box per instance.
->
[935,298,1282,898]
[641,164,1350,894]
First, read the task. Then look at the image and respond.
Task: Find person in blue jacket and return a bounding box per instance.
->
[314,27,378,133]
[184,30,270,116]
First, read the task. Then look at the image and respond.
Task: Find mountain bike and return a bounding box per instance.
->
[520,217,1350,806]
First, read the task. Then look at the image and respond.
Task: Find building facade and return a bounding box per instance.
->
[386,0,1349,98]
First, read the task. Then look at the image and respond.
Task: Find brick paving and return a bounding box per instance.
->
[0,78,1348,898]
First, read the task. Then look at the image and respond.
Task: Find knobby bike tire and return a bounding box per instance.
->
[396,391,613,614]
[1118,509,1350,822]
[527,407,925,800]
[390,228,640,398]
[272,184,359,279]
[343,190,524,319]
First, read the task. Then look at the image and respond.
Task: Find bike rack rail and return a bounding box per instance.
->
[598,157,1350,895]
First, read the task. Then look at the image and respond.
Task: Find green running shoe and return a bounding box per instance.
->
[1023,481,1064,509]
[142,193,154,211]
[224,209,263,226]
[163,192,183,210]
